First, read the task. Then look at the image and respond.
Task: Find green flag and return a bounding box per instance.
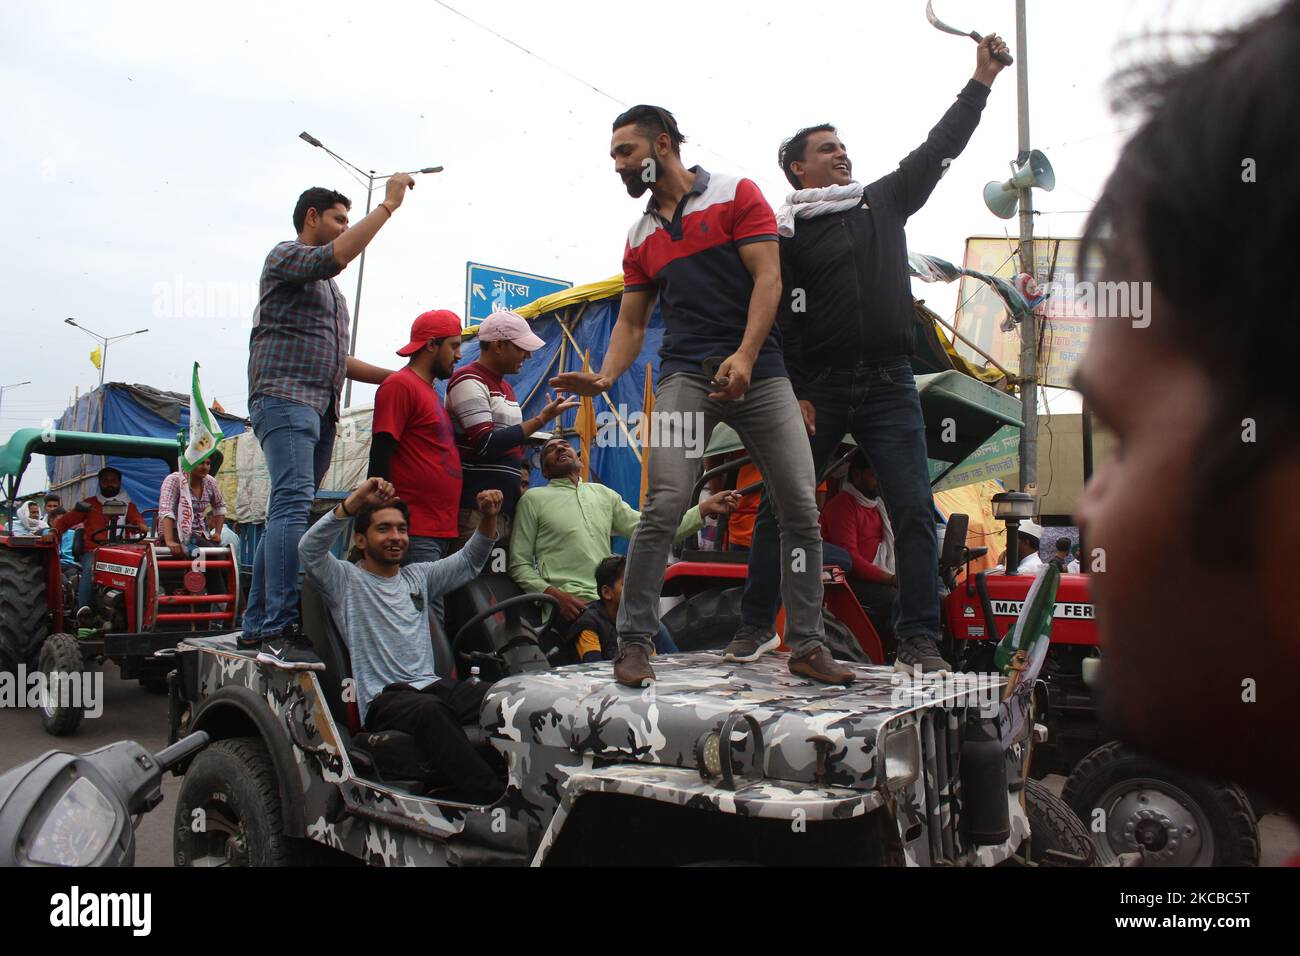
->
[182,362,223,473]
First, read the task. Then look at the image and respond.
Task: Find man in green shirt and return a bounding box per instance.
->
[510,437,739,625]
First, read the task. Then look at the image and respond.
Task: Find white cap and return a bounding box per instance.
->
[1018,518,1043,542]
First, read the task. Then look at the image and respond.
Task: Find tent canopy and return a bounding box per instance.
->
[45,382,247,512]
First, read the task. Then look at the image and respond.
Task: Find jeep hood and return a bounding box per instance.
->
[484,653,1000,791]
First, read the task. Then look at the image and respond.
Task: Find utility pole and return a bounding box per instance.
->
[1015,0,1038,496]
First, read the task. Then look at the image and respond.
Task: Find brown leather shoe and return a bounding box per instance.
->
[788,644,854,685]
[613,642,656,688]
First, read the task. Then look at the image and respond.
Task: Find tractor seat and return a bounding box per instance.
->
[299,578,497,796]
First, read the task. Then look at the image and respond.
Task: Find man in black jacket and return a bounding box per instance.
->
[724,35,1009,674]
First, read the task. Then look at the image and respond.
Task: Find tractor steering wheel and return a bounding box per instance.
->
[450,592,562,671]
[88,524,149,547]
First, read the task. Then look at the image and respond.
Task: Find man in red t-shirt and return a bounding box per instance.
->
[368,309,464,623]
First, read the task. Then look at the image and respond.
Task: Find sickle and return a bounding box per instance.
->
[925,1,1015,65]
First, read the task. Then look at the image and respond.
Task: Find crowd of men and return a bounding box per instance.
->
[214,33,1016,785]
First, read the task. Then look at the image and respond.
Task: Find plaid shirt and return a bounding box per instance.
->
[248,239,349,416]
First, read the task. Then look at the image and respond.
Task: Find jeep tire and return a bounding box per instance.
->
[1063,741,1259,866]
[174,736,297,867]
[1023,778,1095,865]
[38,632,85,737]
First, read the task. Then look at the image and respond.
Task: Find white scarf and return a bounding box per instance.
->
[841,482,896,575]
[775,182,867,237]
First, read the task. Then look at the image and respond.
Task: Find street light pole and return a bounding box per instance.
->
[1014,0,1039,497]
[0,380,32,425]
[298,132,442,408]
[64,319,149,392]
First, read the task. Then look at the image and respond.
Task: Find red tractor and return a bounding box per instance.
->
[0,428,240,736]
[657,371,1261,866]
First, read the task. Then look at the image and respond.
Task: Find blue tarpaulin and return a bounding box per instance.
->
[49,383,247,512]
[449,290,664,513]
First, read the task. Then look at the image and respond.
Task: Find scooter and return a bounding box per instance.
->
[0,732,208,866]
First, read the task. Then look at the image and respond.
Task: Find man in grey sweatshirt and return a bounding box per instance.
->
[299,476,502,803]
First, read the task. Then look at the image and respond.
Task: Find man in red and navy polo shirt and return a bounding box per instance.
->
[553,105,851,688]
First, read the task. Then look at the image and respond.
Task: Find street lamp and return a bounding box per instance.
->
[0,380,31,424]
[64,318,149,391]
[991,491,1037,575]
[298,131,443,407]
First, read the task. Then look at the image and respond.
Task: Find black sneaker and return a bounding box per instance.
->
[893,635,952,675]
[235,633,262,653]
[255,624,325,671]
[722,624,781,663]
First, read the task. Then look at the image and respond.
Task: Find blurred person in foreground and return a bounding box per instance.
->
[1073,0,1300,841]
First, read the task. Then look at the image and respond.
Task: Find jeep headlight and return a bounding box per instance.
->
[881,722,920,791]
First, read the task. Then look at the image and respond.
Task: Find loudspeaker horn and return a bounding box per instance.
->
[983,149,1056,219]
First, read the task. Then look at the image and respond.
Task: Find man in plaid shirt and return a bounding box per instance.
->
[243,178,416,669]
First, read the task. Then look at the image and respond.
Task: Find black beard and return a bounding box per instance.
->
[366,546,404,566]
[623,174,650,198]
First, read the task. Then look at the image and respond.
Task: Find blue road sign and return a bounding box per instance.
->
[464,262,572,325]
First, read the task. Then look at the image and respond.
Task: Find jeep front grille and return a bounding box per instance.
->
[920,708,965,864]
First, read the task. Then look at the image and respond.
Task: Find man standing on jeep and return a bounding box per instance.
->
[299,477,503,805]
[367,308,464,629]
[553,105,847,688]
[735,36,1008,675]
[243,179,415,669]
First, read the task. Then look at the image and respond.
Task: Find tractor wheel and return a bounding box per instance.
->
[1063,741,1259,866]
[174,737,297,867]
[1022,778,1095,865]
[38,632,86,737]
[0,545,49,668]
[661,587,741,652]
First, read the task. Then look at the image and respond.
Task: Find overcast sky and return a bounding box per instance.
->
[1,0,1274,493]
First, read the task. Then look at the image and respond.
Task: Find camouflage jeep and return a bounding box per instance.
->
[167,576,1092,866]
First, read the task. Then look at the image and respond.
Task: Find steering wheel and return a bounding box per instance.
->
[450,592,562,671]
[88,524,149,547]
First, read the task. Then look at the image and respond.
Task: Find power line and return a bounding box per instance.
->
[429,0,785,192]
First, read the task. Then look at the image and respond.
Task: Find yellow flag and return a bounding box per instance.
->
[575,349,597,482]
[89,346,103,370]
[639,363,654,508]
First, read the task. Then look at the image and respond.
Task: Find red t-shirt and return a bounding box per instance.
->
[372,367,462,538]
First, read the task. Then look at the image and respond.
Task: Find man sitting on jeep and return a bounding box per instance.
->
[298,477,503,804]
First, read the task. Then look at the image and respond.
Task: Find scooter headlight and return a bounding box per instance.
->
[26,776,117,866]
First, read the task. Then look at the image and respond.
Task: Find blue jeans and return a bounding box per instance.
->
[403,535,456,631]
[77,550,96,610]
[653,623,678,655]
[242,396,337,639]
[740,358,940,643]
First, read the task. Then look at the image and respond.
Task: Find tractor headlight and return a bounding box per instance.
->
[880,722,921,791]
[26,776,118,866]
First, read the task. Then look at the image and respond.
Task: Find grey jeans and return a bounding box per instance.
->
[616,373,825,656]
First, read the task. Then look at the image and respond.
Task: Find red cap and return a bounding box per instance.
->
[396,310,463,356]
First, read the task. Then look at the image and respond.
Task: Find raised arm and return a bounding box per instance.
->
[875,36,1008,219]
